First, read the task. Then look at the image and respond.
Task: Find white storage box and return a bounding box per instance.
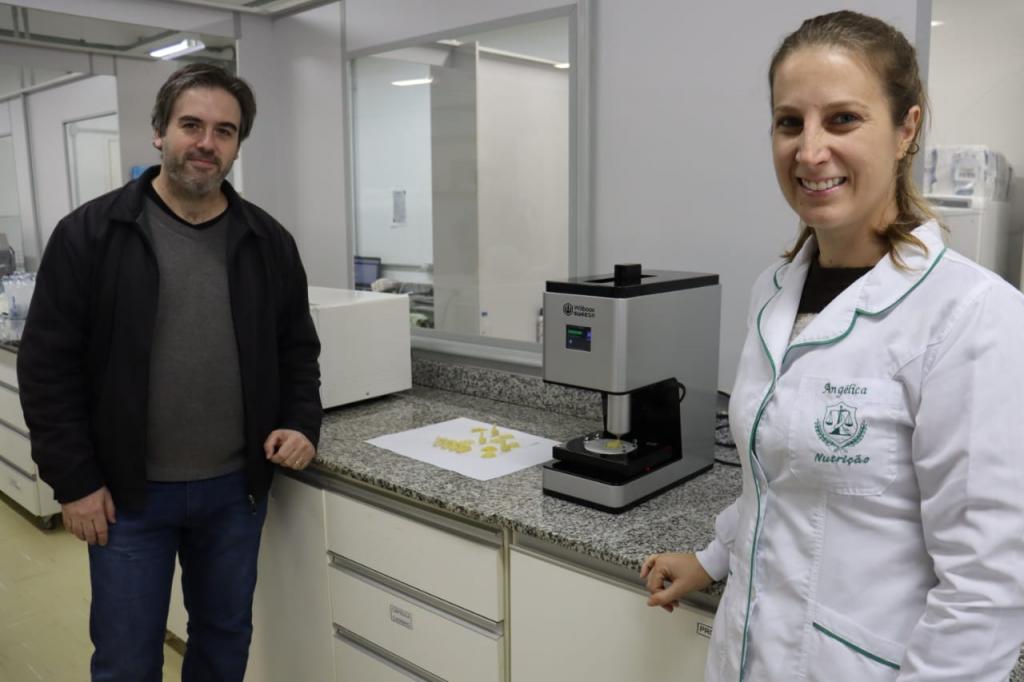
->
[925,145,1012,201]
[308,287,412,408]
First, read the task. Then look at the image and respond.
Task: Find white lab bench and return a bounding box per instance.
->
[0,348,60,527]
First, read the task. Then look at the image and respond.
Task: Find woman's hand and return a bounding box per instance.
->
[640,552,713,612]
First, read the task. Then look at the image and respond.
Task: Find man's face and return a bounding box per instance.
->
[154,87,242,198]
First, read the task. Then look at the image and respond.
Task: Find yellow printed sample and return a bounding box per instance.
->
[432,424,524,459]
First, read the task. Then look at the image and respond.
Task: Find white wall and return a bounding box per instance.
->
[0,64,70,94]
[478,56,568,342]
[0,41,105,77]
[26,74,117,247]
[114,57,180,181]
[7,0,932,386]
[927,0,1024,252]
[0,136,18,215]
[589,0,925,389]
[236,3,348,289]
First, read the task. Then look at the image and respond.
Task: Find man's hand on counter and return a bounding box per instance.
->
[62,486,117,546]
[640,552,713,613]
[264,429,316,470]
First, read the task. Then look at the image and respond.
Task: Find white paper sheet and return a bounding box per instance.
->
[366,417,558,481]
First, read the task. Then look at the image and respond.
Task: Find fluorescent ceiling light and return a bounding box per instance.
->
[150,38,206,60]
[392,78,434,87]
[931,20,945,27]
[553,62,571,69]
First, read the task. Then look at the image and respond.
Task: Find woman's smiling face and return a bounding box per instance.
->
[771,46,919,244]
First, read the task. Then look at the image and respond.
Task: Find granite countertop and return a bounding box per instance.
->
[313,380,1024,677]
[312,384,741,574]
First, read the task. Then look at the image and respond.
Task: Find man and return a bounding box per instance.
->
[17,63,322,681]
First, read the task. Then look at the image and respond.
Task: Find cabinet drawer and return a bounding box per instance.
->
[0,421,33,474]
[329,562,503,682]
[325,489,503,620]
[510,547,713,682]
[0,384,27,433]
[0,455,41,516]
[0,350,16,389]
[334,627,443,682]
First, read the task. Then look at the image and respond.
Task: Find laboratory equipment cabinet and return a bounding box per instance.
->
[509,543,713,681]
[246,473,334,681]
[324,480,505,681]
[0,348,60,525]
[167,471,714,681]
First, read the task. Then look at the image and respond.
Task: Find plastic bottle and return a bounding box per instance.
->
[536,308,544,344]
[480,310,490,336]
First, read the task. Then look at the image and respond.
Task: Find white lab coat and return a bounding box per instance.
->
[697,221,1024,681]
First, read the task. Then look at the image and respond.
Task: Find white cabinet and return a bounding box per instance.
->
[510,546,713,682]
[325,488,503,620]
[247,473,334,681]
[325,484,506,682]
[164,472,716,682]
[333,632,441,682]
[0,349,60,524]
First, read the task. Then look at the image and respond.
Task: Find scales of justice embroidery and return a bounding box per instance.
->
[815,402,868,451]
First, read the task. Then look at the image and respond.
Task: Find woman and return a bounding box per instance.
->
[641,11,1024,681]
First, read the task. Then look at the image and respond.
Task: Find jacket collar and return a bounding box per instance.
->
[760,221,947,364]
[108,164,268,238]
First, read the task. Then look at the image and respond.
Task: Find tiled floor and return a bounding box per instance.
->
[0,493,184,681]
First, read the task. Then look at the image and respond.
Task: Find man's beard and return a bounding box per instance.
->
[161,150,230,198]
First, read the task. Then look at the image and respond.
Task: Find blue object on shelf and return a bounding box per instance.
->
[130,165,148,180]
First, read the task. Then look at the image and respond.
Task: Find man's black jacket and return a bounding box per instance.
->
[16,166,322,511]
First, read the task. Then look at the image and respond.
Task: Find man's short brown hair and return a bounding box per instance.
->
[151,63,257,142]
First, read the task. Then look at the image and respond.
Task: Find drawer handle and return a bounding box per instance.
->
[328,552,503,639]
[390,604,413,630]
[333,624,445,682]
[0,452,37,480]
[0,415,30,439]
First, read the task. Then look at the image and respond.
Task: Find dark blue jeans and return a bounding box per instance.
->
[88,469,268,682]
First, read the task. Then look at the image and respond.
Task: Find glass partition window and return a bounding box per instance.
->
[65,113,120,209]
[0,135,22,272]
[351,16,571,344]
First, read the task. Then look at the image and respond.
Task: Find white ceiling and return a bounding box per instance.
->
[159,0,329,14]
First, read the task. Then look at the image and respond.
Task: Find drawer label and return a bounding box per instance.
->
[389,604,413,630]
[696,622,713,639]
